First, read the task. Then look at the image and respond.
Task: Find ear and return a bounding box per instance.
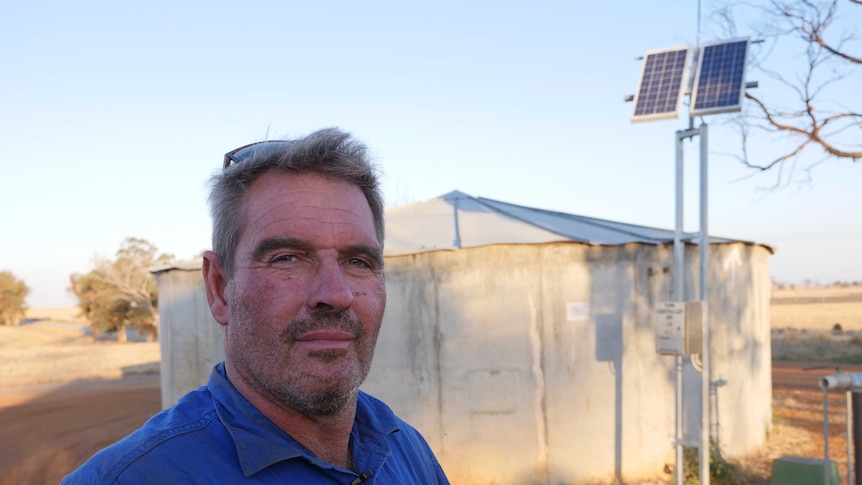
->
[202,251,230,326]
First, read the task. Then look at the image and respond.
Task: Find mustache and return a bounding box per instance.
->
[281,311,363,342]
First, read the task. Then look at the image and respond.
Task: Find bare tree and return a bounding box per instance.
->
[713,0,860,185]
[70,238,173,342]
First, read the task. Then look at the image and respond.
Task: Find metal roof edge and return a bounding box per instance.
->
[476,195,775,253]
[151,259,202,274]
[470,195,596,244]
[384,239,776,258]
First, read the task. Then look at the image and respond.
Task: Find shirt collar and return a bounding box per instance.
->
[352,390,402,457]
[208,363,312,476]
[207,363,402,477]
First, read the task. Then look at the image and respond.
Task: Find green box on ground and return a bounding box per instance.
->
[771,455,839,485]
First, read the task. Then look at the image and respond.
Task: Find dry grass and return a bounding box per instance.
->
[772,329,862,364]
[771,285,862,364]
[0,323,159,387]
[772,285,862,301]
[771,285,862,331]
[24,306,87,324]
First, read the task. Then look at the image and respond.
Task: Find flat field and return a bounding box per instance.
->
[771,285,862,364]
[771,285,862,330]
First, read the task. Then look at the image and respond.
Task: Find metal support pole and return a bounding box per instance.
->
[699,122,710,485]
[825,387,831,485]
[844,391,853,485]
[854,392,861,485]
[673,130,687,485]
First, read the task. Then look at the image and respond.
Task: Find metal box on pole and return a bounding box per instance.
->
[655,301,705,355]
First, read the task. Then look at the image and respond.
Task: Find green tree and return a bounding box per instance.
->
[69,237,174,342]
[0,271,30,326]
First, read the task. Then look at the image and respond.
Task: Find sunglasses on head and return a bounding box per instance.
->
[223,140,292,169]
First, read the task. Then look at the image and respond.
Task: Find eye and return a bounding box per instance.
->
[272,253,298,264]
[347,257,371,268]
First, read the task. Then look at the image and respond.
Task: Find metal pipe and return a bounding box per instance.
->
[819,372,862,484]
[825,386,830,485]
[822,373,858,390]
[673,126,699,484]
[854,392,862,485]
[699,122,710,485]
[673,130,685,485]
[844,391,853,485]
[452,196,461,248]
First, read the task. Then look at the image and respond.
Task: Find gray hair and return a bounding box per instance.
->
[208,128,384,279]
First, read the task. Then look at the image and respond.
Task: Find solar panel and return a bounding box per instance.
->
[631,46,691,123]
[690,38,750,116]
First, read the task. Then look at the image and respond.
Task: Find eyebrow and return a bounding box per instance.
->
[251,237,384,268]
[251,238,310,262]
[346,243,385,269]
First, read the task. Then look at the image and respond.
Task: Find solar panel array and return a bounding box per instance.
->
[631,46,690,123]
[690,38,749,116]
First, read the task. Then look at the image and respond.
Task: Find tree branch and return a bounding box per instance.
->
[712,0,862,178]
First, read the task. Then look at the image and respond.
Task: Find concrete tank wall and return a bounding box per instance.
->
[154,241,772,484]
[361,241,772,484]
[154,267,224,409]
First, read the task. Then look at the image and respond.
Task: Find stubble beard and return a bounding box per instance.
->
[273,312,372,416]
[230,300,377,417]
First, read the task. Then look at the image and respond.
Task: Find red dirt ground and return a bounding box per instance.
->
[0,375,160,484]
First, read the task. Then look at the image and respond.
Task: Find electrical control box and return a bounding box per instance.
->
[655,301,705,355]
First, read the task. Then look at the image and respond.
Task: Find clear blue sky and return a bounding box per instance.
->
[2,1,860,307]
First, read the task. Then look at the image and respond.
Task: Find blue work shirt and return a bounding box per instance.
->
[61,363,449,484]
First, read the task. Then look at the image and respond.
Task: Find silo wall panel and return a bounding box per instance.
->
[362,256,443,452]
[707,243,772,457]
[433,247,547,484]
[155,268,223,409]
[541,244,678,484]
[674,243,773,459]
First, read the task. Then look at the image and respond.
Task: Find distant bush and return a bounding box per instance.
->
[69,237,173,342]
[0,271,29,326]
[773,329,862,364]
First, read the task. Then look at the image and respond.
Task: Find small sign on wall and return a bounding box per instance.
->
[566,302,590,322]
[656,301,685,354]
[655,301,705,355]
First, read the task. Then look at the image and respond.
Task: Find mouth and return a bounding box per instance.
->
[295,330,355,351]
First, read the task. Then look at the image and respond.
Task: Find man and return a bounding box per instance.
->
[63,128,450,484]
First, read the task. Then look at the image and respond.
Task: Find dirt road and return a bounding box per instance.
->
[0,375,161,484]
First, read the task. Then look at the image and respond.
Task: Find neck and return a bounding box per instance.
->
[225,363,359,470]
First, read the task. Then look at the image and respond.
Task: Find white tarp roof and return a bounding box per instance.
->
[384,190,772,257]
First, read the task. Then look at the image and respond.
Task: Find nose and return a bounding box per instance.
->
[307,258,354,313]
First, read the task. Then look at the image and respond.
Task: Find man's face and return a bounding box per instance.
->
[222,171,385,416]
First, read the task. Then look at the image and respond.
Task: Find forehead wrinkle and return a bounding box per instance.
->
[250,207,373,238]
[238,172,378,252]
[241,201,379,255]
[250,195,371,224]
